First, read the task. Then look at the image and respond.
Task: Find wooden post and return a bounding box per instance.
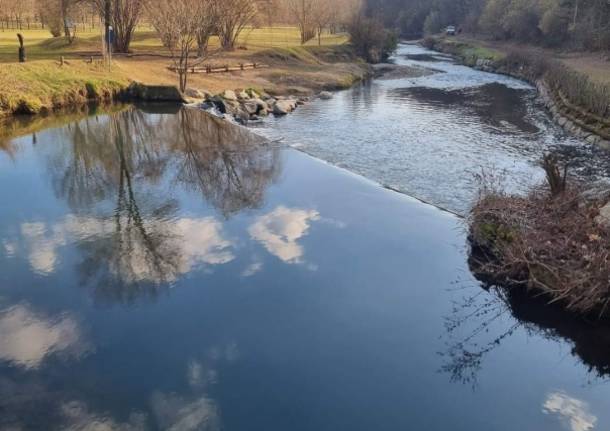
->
[17,33,25,62]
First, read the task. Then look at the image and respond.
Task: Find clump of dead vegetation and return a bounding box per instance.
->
[469,155,610,319]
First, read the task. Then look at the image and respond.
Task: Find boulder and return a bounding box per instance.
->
[238,90,250,100]
[244,98,268,116]
[243,101,259,115]
[273,99,296,115]
[221,89,238,101]
[319,91,333,100]
[595,202,610,229]
[234,107,250,125]
[246,89,260,99]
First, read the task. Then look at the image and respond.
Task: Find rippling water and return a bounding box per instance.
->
[253,43,610,214]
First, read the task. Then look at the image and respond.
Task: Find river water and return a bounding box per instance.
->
[0,46,609,431]
[253,43,610,214]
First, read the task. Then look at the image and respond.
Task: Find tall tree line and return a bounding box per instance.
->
[366,0,610,50]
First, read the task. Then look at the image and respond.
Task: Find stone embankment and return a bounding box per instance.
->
[427,39,610,150]
[183,87,334,124]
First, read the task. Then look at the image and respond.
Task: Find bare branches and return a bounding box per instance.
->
[216,0,258,50]
[145,0,216,91]
[469,168,610,318]
[89,0,143,52]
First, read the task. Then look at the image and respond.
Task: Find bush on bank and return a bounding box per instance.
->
[469,162,610,319]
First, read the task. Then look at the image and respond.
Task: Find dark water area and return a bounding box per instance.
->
[252,43,610,215]
[1,106,610,430]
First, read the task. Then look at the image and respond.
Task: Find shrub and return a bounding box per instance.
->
[469,165,610,318]
[348,14,397,63]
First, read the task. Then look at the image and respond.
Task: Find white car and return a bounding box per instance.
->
[446,26,456,36]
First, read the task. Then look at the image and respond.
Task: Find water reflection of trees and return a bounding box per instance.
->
[168,108,281,217]
[46,107,280,303]
[441,283,610,387]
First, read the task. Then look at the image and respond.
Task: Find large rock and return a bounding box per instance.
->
[272,99,297,115]
[319,91,333,100]
[595,202,610,229]
[243,101,259,115]
[221,89,238,101]
[242,98,267,115]
[234,107,250,125]
[238,90,250,100]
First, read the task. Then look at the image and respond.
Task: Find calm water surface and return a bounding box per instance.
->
[0,106,609,430]
[253,43,610,214]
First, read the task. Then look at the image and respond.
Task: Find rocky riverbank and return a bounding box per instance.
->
[182,87,329,124]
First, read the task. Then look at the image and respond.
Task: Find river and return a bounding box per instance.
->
[253,43,610,214]
[0,45,609,431]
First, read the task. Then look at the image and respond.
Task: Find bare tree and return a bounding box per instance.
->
[90,0,143,52]
[216,0,257,50]
[311,0,331,45]
[146,0,216,91]
[286,0,316,44]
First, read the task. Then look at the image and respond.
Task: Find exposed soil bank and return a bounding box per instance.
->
[424,36,610,150]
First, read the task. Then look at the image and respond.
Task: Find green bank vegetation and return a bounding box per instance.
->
[0,60,128,116]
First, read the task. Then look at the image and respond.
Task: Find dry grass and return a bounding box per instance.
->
[469,175,610,319]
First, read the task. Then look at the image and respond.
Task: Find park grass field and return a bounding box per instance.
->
[0,26,348,62]
[0,26,361,117]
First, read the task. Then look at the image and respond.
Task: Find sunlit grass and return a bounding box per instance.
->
[0,26,348,62]
[0,60,128,116]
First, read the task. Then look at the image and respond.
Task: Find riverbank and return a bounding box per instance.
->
[469,174,610,320]
[0,60,129,117]
[0,29,369,118]
[423,36,610,149]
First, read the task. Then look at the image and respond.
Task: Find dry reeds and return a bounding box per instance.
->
[469,159,610,319]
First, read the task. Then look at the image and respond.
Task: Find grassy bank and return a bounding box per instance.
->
[0,60,129,117]
[0,27,365,118]
[424,36,610,144]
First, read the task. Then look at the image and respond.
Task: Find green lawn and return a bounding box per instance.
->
[0,26,348,63]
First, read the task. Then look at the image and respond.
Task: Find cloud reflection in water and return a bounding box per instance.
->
[0,303,90,369]
[543,391,597,431]
[249,206,320,264]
